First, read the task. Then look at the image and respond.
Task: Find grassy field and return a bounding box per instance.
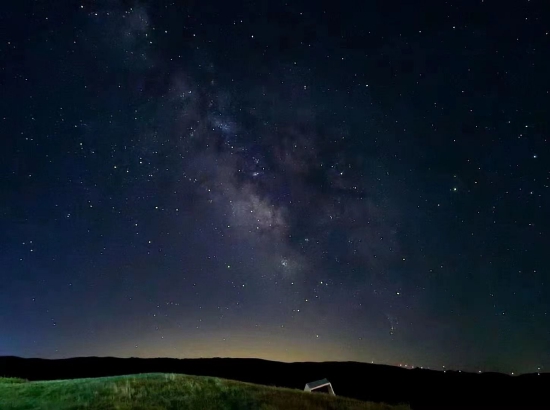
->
[0,374,410,410]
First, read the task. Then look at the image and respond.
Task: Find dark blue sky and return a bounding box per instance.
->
[1,0,549,374]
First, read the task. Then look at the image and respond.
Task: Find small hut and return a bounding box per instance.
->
[304,378,335,395]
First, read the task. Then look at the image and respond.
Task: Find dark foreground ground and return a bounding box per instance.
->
[0,356,548,409]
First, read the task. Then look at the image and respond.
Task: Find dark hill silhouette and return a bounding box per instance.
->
[0,356,547,409]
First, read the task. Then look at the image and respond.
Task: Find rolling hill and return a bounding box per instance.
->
[0,373,409,410]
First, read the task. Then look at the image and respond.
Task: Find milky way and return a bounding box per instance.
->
[91,3,403,292]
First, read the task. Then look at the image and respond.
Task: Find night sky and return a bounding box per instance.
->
[1,0,549,374]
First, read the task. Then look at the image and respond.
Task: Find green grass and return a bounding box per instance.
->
[0,373,410,410]
[0,378,27,385]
